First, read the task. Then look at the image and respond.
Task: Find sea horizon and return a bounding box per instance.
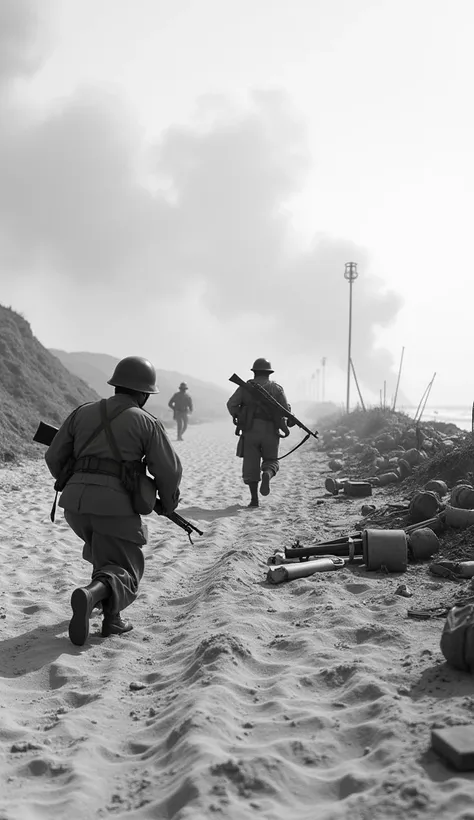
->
[398,404,472,432]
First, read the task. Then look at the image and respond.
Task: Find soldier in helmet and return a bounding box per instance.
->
[168,381,193,441]
[45,356,182,646]
[226,358,292,508]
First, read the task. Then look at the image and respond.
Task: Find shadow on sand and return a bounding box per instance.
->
[0,619,102,677]
[177,504,245,522]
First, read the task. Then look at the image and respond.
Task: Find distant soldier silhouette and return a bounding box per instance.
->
[45,356,182,646]
[226,358,292,508]
[168,382,193,441]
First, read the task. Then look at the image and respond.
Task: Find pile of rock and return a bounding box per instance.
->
[320,409,467,489]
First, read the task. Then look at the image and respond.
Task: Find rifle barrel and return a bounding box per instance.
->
[229,374,318,439]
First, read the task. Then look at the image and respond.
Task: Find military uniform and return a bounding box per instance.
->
[45,392,182,631]
[227,359,291,506]
[168,385,193,441]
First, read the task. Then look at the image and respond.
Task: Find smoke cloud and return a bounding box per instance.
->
[0,0,402,392]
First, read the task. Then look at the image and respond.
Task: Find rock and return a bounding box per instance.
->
[361,504,376,516]
[328,459,344,471]
[129,681,147,691]
[395,584,413,597]
[403,448,425,466]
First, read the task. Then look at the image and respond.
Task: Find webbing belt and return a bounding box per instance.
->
[74,455,145,478]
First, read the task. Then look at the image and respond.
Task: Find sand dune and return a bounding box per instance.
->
[1,421,474,819]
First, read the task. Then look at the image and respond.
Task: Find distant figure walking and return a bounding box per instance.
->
[226,358,292,508]
[168,382,193,441]
[45,356,182,646]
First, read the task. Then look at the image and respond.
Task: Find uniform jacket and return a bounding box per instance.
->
[226,378,291,434]
[168,392,193,413]
[45,394,182,516]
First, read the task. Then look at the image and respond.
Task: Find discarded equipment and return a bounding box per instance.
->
[266,557,345,584]
[440,603,474,672]
[344,481,372,498]
[363,529,407,572]
[431,725,474,771]
[377,472,400,487]
[325,477,349,495]
[325,477,372,497]
[409,491,441,523]
[424,479,448,496]
[445,505,474,529]
[430,560,474,580]
[450,484,474,510]
[282,517,442,570]
[408,527,440,561]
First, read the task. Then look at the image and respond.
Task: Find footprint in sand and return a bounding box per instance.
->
[344,582,372,594]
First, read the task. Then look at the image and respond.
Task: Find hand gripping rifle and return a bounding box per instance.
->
[33,421,203,544]
[228,373,318,458]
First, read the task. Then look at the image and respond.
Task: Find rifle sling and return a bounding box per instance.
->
[276,433,311,460]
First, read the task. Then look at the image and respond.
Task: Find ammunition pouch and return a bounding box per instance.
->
[74,455,156,515]
[99,399,157,515]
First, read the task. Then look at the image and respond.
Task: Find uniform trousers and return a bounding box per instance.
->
[241,419,280,484]
[175,411,189,439]
[64,511,146,615]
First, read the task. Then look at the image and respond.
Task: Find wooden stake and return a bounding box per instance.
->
[350,359,366,411]
[416,373,436,423]
[392,346,405,411]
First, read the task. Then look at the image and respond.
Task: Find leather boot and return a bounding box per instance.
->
[68,580,110,646]
[248,482,259,508]
[102,614,133,638]
[260,471,272,496]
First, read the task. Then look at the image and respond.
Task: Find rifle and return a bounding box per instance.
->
[228,374,319,448]
[33,421,203,544]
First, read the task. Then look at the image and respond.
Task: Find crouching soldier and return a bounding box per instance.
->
[45,356,182,646]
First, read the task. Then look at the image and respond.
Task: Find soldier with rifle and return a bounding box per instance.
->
[226,358,294,508]
[44,356,182,646]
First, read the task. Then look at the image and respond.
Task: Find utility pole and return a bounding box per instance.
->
[321,357,327,402]
[344,262,358,414]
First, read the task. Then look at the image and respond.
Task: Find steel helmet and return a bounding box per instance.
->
[107,356,159,393]
[179,382,188,389]
[251,357,274,373]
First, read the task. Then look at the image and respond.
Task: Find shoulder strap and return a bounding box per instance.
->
[50,401,129,523]
[100,399,124,462]
[76,401,128,459]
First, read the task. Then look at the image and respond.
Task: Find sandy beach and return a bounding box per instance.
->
[1,420,474,820]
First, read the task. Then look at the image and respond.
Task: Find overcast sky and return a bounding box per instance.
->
[1,0,473,408]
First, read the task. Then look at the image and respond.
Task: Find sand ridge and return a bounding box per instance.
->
[1,420,474,819]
